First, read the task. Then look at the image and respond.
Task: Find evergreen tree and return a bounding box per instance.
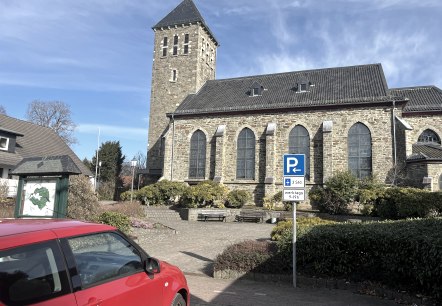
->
[90,141,125,200]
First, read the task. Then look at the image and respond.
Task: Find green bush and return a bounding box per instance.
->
[374,188,442,219]
[225,190,251,208]
[155,180,188,205]
[214,240,289,274]
[67,175,99,221]
[137,185,161,205]
[271,220,292,241]
[356,177,385,216]
[179,181,228,208]
[119,190,133,201]
[97,211,131,233]
[271,217,336,241]
[97,181,115,201]
[279,218,442,299]
[309,172,359,214]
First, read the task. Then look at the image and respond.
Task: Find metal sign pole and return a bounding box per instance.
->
[293,201,297,288]
[282,153,305,289]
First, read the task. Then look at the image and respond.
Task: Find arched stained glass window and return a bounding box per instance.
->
[189,130,206,179]
[288,125,310,178]
[348,123,372,179]
[418,129,441,144]
[237,128,255,179]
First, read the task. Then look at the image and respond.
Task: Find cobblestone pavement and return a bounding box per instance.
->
[134,220,274,275]
[133,220,398,306]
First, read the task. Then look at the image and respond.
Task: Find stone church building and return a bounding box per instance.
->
[147,0,442,203]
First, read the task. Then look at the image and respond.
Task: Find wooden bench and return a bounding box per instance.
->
[198,210,226,222]
[235,211,265,223]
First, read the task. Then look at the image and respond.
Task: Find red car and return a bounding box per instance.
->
[0,219,189,306]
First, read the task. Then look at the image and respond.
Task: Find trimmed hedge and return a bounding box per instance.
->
[270,217,336,241]
[278,218,442,299]
[309,171,442,219]
[215,218,336,276]
[374,188,442,219]
[214,240,288,274]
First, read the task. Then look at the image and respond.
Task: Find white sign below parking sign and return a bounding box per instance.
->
[283,189,305,202]
[283,176,305,188]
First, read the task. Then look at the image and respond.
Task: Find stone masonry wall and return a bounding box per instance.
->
[165,106,396,203]
[402,115,442,156]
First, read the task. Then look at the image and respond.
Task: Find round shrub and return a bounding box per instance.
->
[155,180,188,205]
[309,172,360,214]
[226,190,251,208]
[97,211,131,233]
[119,190,133,201]
[179,181,228,208]
[137,185,161,205]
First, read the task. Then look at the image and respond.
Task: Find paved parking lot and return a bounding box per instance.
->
[134,220,398,306]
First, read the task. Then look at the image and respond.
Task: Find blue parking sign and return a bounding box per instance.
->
[283,154,305,176]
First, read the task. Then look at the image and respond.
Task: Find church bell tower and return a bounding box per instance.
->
[147,0,219,177]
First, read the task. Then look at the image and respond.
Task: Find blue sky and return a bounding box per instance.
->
[1,0,441,162]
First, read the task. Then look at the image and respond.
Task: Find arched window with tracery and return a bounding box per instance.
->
[189,130,206,179]
[348,122,372,179]
[418,129,441,144]
[237,128,255,179]
[288,125,310,179]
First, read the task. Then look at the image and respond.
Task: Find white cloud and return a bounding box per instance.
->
[249,1,441,88]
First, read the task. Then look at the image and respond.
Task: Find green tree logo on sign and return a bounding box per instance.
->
[29,187,50,209]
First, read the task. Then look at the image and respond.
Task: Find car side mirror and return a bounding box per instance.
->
[145,257,161,275]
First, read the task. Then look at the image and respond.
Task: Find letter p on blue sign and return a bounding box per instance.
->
[283,154,305,176]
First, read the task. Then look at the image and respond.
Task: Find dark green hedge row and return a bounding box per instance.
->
[374,188,442,219]
[309,171,442,219]
[288,218,442,298]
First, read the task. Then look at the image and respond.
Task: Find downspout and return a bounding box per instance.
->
[170,114,175,181]
[392,100,397,184]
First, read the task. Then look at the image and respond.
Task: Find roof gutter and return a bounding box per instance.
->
[167,98,409,119]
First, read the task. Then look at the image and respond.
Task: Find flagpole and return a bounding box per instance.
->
[94,127,100,192]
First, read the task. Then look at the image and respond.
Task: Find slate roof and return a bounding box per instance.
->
[171,64,403,116]
[11,155,82,176]
[407,143,442,162]
[0,127,23,136]
[0,114,92,176]
[153,0,219,46]
[389,86,442,114]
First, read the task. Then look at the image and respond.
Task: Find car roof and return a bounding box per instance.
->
[0,218,115,238]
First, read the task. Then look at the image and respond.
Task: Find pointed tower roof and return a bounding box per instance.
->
[153,0,219,46]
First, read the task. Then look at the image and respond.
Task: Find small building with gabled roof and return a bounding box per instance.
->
[0,114,92,196]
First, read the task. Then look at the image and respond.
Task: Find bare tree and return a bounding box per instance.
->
[0,105,6,115]
[26,100,77,146]
[132,151,147,169]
